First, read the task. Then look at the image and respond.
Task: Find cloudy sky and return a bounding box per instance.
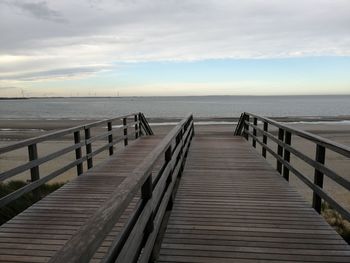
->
[0,0,350,97]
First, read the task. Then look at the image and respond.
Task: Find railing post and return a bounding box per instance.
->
[134,114,139,139]
[262,122,268,158]
[175,131,181,146]
[252,117,257,148]
[28,143,41,200]
[138,113,143,137]
[312,144,326,213]
[165,145,173,211]
[177,128,185,163]
[243,114,249,140]
[283,131,292,181]
[142,175,154,234]
[165,145,172,164]
[74,131,83,175]
[277,128,284,174]
[191,116,195,136]
[234,113,242,135]
[85,127,93,169]
[123,117,128,146]
[108,122,114,156]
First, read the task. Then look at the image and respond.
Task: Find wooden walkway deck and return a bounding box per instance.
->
[157,134,350,262]
[0,135,164,262]
[1,115,350,262]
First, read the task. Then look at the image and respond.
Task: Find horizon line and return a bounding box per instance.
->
[1,94,350,99]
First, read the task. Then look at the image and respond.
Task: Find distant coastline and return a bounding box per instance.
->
[0,97,29,100]
[1,95,350,119]
[1,94,350,99]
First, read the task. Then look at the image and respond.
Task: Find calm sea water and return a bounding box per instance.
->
[1,96,350,119]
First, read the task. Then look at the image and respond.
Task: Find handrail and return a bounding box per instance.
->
[48,113,194,263]
[233,113,245,135]
[0,112,153,208]
[0,113,138,154]
[236,112,350,222]
[246,112,350,158]
[139,112,154,136]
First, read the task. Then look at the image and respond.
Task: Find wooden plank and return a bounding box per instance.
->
[2,122,349,263]
[245,129,350,221]
[158,134,350,262]
[0,135,164,263]
[47,115,192,262]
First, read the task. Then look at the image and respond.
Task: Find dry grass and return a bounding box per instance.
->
[322,202,350,243]
[0,180,64,225]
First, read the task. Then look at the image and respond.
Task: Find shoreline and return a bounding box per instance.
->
[1,116,350,142]
[1,115,350,126]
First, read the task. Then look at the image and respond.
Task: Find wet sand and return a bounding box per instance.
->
[1,118,350,210]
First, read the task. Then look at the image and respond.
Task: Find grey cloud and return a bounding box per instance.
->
[0,86,19,90]
[4,0,66,23]
[0,0,349,81]
[0,65,111,81]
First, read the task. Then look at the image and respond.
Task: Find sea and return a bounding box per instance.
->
[1,95,350,120]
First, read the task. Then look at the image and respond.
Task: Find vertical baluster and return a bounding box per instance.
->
[134,114,139,139]
[234,113,243,135]
[277,128,284,174]
[142,175,154,234]
[191,115,195,136]
[262,122,268,158]
[74,131,83,175]
[85,127,93,169]
[252,117,257,148]
[283,131,292,181]
[28,143,41,200]
[177,128,183,153]
[123,117,128,146]
[108,122,113,156]
[243,114,249,140]
[138,113,143,137]
[312,144,326,213]
[165,145,172,164]
[175,132,181,146]
[165,145,173,210]
[166,143,174,167]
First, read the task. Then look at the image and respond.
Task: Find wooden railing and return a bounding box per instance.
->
[235,112,350,222]
[48,114,194,263]
[0,113,153,208]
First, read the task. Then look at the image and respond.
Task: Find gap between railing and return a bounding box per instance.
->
[236,112,350,222]
[48,113,194,263]
[0,112,153,209]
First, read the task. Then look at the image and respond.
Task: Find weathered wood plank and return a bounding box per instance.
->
[0,135,164,262]
[158,134,350,262]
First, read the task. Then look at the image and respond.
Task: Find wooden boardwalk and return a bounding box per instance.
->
[0,135,164,262]
[157,134,350,262]
[1,113,350,262]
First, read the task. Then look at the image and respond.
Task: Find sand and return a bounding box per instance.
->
[1,118,350,211]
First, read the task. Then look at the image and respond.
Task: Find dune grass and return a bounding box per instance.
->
[0,180,64,225]
[322,202,350,243]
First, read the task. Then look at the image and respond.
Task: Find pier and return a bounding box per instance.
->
[0,112,350,262]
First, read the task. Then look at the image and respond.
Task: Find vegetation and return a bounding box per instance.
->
[0,180,64,225]
[322,202,350,243]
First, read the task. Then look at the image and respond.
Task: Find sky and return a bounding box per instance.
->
[0,0,350,97]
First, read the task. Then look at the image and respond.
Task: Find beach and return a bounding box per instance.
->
[1,117,350,211]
